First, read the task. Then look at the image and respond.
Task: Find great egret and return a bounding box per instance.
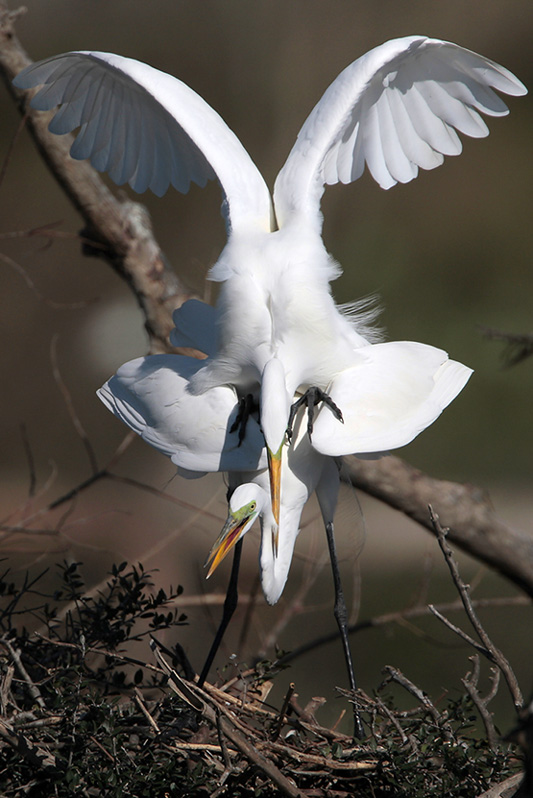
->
[13,35,526,524]
[99,298,471,737]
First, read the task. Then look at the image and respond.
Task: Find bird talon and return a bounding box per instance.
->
[287,386,344,443]
[229,393,256,447]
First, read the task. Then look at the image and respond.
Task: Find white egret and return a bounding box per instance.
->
[14,38,524,734]
[99,299,471,736]
[13,36,526,524]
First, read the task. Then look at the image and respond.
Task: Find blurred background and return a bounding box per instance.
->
[1,0,532,732]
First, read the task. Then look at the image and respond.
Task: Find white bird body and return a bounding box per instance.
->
[14,37,525,470]
[14,34,524,568]
[96,353,267,476]
[194,222,369,401]
[97,334,334,605]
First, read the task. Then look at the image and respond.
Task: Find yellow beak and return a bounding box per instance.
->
[267,445,282,524]
[267,445,282,556]
[205,515,247,578]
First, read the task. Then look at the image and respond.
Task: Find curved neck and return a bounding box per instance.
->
[259,502,302,605]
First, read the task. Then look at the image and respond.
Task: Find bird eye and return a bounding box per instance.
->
[250,502,256,511]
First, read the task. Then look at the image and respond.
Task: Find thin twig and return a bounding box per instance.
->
[461,656,500,751]
[430,506,524,711]
[50,334,99,475]
[134,687,160,734]
[19,423,37,498]
[380,665,453,742]
[0,250,94,310]
[271,682,295,742]
[276,595,530,667]
[428,605,488,654]
[0,638,45,709]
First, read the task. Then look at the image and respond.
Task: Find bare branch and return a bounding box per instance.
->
[0,4,198,352]
[277,595,530,668]
[430,508,524,712]
[380,665,453,741]
[461,656,500,751]
[0,638,45,709]
[475,773,523,798]
[480,325,533,368]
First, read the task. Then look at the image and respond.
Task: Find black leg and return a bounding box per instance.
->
[324,521,365,739]
[286,387,343,442]
[198,539,243,687]
[229,394,256,447]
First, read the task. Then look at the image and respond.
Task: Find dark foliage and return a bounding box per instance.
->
[0,562,524,797]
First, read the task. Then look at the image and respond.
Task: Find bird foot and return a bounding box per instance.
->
[229,393,256,447]
[286,386,343,442]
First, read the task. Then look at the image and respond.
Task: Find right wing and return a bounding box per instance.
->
[97,354,266,474]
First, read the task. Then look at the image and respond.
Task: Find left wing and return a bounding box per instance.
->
[274,36,526,229]
[311,341,472,456]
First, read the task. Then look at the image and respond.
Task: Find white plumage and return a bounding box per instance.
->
[14,33,524,570]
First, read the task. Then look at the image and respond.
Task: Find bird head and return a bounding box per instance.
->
[205,484,266,578]
[260,359,291,533]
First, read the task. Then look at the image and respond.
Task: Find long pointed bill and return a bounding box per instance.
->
[267,444,282,555]
[205,515,247,579]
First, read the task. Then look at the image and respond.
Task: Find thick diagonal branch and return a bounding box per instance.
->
[343,455,533,598]
[0,2,197,352]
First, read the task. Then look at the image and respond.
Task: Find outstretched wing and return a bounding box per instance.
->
[274,36,526,227]
[311,341,472,456]
[97,354,266,474]
[14,52,273,231]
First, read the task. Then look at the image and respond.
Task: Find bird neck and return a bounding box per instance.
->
[259,502,301,606]
[260,358,292,454]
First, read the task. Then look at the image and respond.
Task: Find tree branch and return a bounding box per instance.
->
[342,456,533,598]
[0,1,198,352]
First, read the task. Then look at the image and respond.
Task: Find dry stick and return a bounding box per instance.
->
[277,595,530,668]
[156,652,308,798]
[428,605,487,654]
[271,682,295,742]
[215,709,234,773]
[381,665,453,742]
[461,655,500,752]
[19,423,37,498]
[429,506,524,711]
[0,249,92,310]
[0,639,45,709]
[0,104,27,187]
[133,687,161,734]
[0,717,56,769]
[480,325,533,368]
[89,734,115,764]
